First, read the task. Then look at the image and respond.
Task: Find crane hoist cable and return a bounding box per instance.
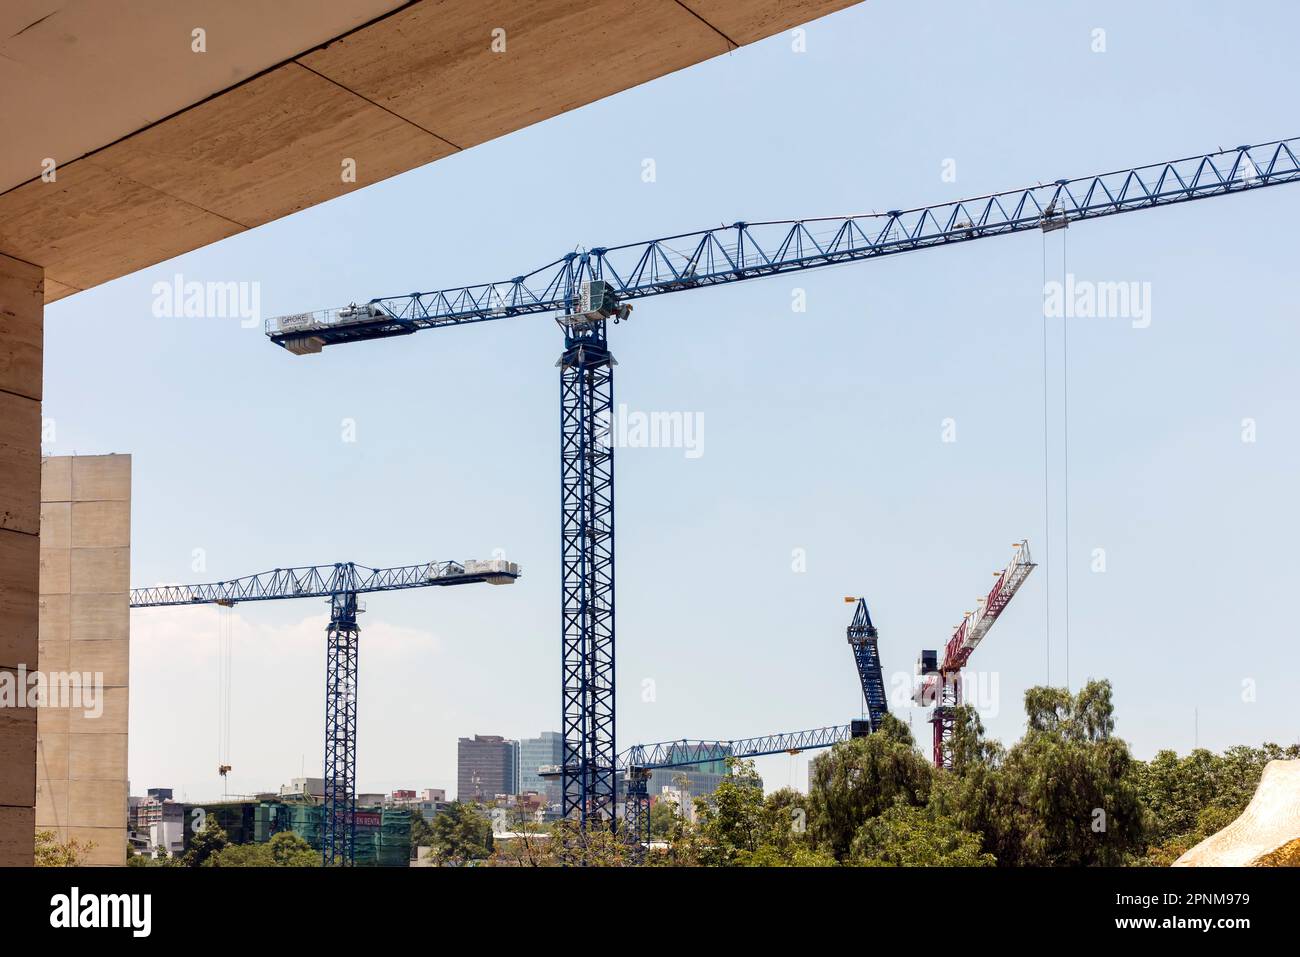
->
[216,603,234,793]
[1040,223,1072,689]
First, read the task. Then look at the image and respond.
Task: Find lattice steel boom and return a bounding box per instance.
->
[131,558,520,864]
[845,597,888,731]
[266,139,1299,351]
[913,541,1035,768]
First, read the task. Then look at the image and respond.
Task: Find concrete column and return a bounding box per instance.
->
[0,253,43,866]
[38,454,131,865]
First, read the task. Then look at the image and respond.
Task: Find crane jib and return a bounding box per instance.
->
[264,138,1300,349]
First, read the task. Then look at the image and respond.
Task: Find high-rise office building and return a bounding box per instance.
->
[518,731,565,806]
[457,734,518,803]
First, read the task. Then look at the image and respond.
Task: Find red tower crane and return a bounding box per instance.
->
[913,541,1036,768]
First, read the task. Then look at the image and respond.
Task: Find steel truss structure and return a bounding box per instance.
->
[621,725,855,846]
[130,558,519,863]
[558,318,618,824]
[264,136,1300,834]
[918,542,1036,768]
[846,598,888,731]
[267,139,1300,348]
[323,568,360,865]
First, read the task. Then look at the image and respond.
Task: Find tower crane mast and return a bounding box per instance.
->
[265,137,1300,827]
[131,557,520,864]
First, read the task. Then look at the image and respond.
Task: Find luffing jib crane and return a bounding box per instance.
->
[131,557,521,865]
[620,596,885,844]
[845,596,888,731]
[266,138,1300,828]
[913,541,1035,768]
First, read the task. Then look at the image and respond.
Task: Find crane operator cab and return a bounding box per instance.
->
[558,280,632,332]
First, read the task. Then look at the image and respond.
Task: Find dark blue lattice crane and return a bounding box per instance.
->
[130,558,520,864]
[845,596,888,732]
[265,138,1300,828]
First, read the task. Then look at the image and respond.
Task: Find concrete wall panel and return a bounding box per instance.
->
[68,688,128,736]
[38,547,70,596]
[71,594,129,644]
[40,458,71,503]
[38,595,70,644]
[0,807,35,866]
[0,1,859,302]
[0,392,40,535]
[71,455,131,503]
[70,547,130,596]
[70,640,129,687]
[0,669,35,807]
[0,160,244,299]
[64,826,125,867]
[37,455,130,866]
[36,732,69,788]
[686,0,853,44]
[0,253,42,399]
[301,0,731,149]
[0,531,38,668]
[93,64,456,229]
[0,0,406,195]
[39,502,70,549]
[37,637,69,674]
[69,780,128,830]
[34,776,67,830]
[69,733,128,782]
[71,500,130,549]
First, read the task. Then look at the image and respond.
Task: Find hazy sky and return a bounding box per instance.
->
[44,1,1300,801]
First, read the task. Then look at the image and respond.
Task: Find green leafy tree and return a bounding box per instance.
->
[180,819,228,868]
[1131,742,1299,864]
[205,831,319,867]
[648,799,680,840]
[35,830,95,866]
[428,802,494,866]
[807,714,933,861]
[982,680,1146,865]
[547,819,629,867]
[409,809,436,850]
[691,758,768,866]
[850,803,994,867]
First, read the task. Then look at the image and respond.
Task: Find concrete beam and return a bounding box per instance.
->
[0,0,859,302]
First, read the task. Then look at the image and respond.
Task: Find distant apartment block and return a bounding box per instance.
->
[279,777,324,801]
[457,734,518,803]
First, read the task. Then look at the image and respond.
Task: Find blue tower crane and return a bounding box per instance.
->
[265,137,1300,829]
[845,596,888,732]
[620,724,862,846]
[130,557,521,865]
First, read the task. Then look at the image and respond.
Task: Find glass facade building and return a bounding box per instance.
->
[518,731,566,806]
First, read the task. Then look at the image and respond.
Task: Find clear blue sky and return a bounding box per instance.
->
[44,1,1300,800]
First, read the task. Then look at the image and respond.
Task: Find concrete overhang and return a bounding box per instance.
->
[0,0,858,303]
